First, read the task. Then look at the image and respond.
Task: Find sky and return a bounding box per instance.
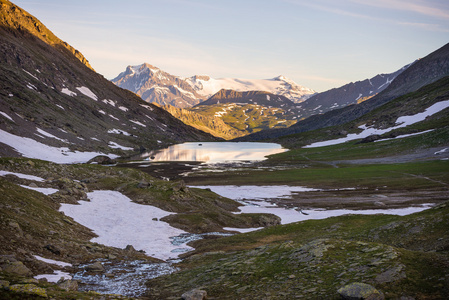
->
[12,0,449,92]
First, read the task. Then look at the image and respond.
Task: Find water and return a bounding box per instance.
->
[73,260,176,297]
[141,142,287,163]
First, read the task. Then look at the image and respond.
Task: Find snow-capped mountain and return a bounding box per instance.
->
[185,75,316,103]
[112,64,203,108]
[112,64,316,108]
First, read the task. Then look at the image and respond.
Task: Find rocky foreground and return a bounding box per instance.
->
[0,157,448,299]
[0,157,281,299]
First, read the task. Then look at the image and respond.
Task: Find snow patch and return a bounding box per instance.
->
[102,99,116,106]
[304,100,449,148]
[108,141,134,151]
[20,185,59,195]
[107,129,131,136]
[36,128,68,143]
[76,86,98,101]
[0,171,45,182]
[61,88,77,97]
[0,112,14,122]
[35,270,72,283]
[130,120,146,127]
[0,129,118,164]
[59,190,191,261]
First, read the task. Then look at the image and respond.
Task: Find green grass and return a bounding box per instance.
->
[187,159,449,190]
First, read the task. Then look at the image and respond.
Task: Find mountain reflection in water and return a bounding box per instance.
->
[142,142,287,163]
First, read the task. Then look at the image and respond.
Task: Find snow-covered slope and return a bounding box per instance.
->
[112,64,316,108]
[185,75,316,104]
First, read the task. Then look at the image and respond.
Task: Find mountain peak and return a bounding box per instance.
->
[274,75,288,81]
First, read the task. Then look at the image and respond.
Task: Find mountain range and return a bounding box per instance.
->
[112,64,316,108]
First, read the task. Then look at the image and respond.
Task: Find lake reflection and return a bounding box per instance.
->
[142,142,287,163]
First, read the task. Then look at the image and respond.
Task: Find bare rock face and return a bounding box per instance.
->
[337,282,384,300]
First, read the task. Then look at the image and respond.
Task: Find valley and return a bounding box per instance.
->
[0,1,448,299]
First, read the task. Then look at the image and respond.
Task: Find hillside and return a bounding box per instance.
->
[0,0,217,162]
[189,90,299,135]
[237,43,449,143]
[270,75,449,151]
[296,64,410,119]
[162,105,246,140]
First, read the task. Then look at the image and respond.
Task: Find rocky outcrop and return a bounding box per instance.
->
[338,282,384,300]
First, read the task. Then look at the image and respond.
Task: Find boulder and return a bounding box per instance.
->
[1,261,32,277]
[85,261,105,272]
[57,279,78,291]
[87,155,117,165]
[182,288,207,300]
[338,282,384,300]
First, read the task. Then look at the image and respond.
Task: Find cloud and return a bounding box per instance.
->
[284,0,449,32]
[398,21,449,32]
[350,0,449,20]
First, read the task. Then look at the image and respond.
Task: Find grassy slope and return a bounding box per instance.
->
[146,203,449,299]
[190,103,297,135]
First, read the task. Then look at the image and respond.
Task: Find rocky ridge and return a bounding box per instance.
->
[0,0,218,161]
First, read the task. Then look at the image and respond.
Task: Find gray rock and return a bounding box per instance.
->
[181,288,207,300]
[376,264,406,283]
[137,181,151,188]
[125,245,136,252]
[338,282,384,300]
[85,261,105,272]
[87,155,117,165]
[57,279,78,291]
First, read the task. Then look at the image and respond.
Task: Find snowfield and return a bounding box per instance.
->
[195,185,434,229]
[59,190,192,261]
[186,75,315,102]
